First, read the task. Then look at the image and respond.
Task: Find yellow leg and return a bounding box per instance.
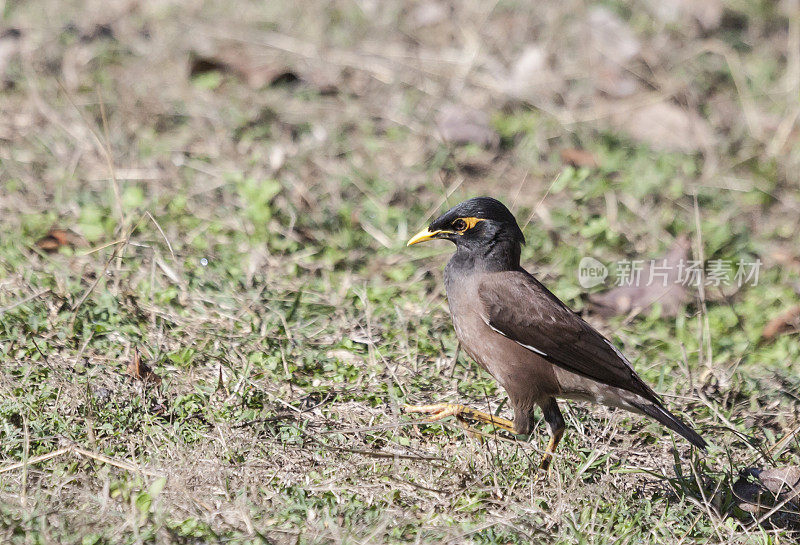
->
[403,402,517,435]
[538,427,564,472]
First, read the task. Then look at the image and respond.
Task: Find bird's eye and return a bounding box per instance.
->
[453,219,467,231]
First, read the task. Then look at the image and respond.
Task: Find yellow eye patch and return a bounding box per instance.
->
[457,217,484,232]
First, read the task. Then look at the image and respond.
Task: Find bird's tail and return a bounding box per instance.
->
[632,400,707,450]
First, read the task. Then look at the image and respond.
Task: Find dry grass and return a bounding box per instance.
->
[1,0,800,543]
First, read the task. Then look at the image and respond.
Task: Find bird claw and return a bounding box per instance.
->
[402,403,463,424]
[533,468,550,483]
[402,402,517,435]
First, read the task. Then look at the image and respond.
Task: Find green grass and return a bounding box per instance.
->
[2,0,800,543]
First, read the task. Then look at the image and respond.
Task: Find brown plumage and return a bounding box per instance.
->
[405,197,706,470]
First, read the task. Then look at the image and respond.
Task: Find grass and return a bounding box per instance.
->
[2,0,800,543]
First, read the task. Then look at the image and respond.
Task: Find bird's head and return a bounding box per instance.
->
[407,197,525,260]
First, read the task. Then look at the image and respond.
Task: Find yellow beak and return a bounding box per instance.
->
[407,228,449,246]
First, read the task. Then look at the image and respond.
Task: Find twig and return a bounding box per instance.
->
[521,172,561,232]
[72,446,162,476]
[0,289,50,316]
[70,246,120,318]
[28,333,50,366]
[0,447,70,475]
[81,238,128,256]
[317,420,435,435]
[447,343,461,378]
[20,417,29,508]
[0,445,163,477]
[300,430,466,475]
[96,88,124,223]
[357,286,408,397]
[692,194,714,373]
[422,171,464,226]
[766,105,800,158]
[764,422,800,460]
[388,474,447,494]
[688,454,726,542]
[146,211,176,261]
[753,487,800,528]
[69,213,146,324]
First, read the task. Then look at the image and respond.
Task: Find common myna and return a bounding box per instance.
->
[406,197,706,470]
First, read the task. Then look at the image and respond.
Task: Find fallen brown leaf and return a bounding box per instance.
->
[732,476,769,515]
[560,148,599,169]
[189,49,298,89]
[610,101,714,153]
[588,236,691,318]
[761,305,800,343]
[408,2,448,28]
[35,228,84,253]
[758,467,800,500]
[588,7,641,65]
[644,0,723,32]
[326,349,365,365]
[216,365,226,393]
[768,247,800,273]
[576,7,642,99]
[127,347,162,385]
[593,65,639,98]
[733,467,800,522]
[435,104,498,148]
[503,44,564,103]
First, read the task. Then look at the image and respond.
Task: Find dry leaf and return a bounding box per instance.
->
[127,347,162,385]
[588,236,691,318]
[733,477,770,514]
[761,305,800,342]
[216,365,226,392]
[326,349,364,365]
[303,69,339,95]
[593,65,639,98]
[349,331,380,346]
[643,0,723,31]
[560,148,599,169]
[435,104,498,147]
[768,247,800,272]
[189,49,298,89]
[189,47,341,94]
[733,467,800,520]
[588,7,641,65]
[611,101,714,153]
[409,2,448,28]
[758,467,800,499]
[504,45,564,103]
[576,8,642,99]
[35,228,84,253]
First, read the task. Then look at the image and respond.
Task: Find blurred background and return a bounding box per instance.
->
[2,1,800,543]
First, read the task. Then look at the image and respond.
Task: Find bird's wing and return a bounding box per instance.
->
[478,270,659,401]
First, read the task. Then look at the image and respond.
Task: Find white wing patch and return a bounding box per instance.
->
[482,315,548,357]
[518,341,548,357]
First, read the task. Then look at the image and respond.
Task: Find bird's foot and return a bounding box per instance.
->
[535,428,563,478]
[538,453,554,473]
[402,402,517,435]
[529,453,556,483]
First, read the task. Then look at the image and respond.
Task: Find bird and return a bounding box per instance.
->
[404,196,706,470]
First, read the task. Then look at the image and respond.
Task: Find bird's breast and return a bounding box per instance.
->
[445,277,557,403]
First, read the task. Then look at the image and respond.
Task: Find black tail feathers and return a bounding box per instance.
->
[633,401,707,450]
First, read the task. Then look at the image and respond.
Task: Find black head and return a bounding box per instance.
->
[408,197,525,267]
